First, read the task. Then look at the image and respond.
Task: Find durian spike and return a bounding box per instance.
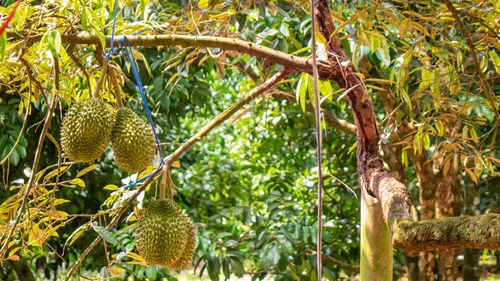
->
[108,64,123,108]
[93,63,108,98]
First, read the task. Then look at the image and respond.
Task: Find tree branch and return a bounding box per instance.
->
[393,214,500,252]
[9,33,342,79]
[0,96,57,258]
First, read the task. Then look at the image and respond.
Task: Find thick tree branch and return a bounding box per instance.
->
[393,214,500,252]
[270,91,356,135]
[9,33,341,79]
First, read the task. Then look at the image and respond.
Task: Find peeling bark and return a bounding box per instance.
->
[393,214,500,252]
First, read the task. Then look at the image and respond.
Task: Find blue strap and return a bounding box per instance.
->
[123,38,165,162]
[105,0,119,61]
[103,1,165,190]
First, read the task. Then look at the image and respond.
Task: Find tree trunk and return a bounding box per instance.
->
[360,187,393,281]
[435,119,463,281]
[435,163,462,281]
[382,136,418,281]
[413,150,438,281]
[463,178,481,281]
[9,260,35,281]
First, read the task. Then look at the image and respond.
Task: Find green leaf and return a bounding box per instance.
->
[490,51,500,74]
[76,164,99,178]
[222,257,230,280]
[207,253,220,281]
[70,178,86,188]
[0,33,6,61]
[47,30,62,58]
[296,73,309,112]
[267,244,280,266]
[92,223,125,250]
[43,166,70,181]
[230,258,245,277]
[145,266,157,280]
[375,39,391,67]
[103,184,119,191]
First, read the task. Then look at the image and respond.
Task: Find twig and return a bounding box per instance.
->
[63,69,290,280]
[0,96,58,258]
[270,91,356,135]
[108,64,123,108]
[67,46,93,97]
[443,0,498,118]
[19,58,48,105]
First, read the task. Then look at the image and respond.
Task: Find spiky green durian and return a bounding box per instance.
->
[170,217,196,270]
[60,98,114,162]
[111,108,156,173]
[135,199,195,269]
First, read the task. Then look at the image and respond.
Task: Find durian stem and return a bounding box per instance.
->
[159,166,173,201]
[159,166,166,200]
[166,168,174,201]
[93,63,108,98]
[108,65,124,108]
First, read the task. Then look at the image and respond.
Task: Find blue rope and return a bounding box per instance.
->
[104,1,165,190]
[105,0,119,61]
[123,38,165,162]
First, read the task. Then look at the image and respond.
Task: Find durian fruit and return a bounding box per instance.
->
[170,216,196,270]
[135,199,196,269]
[60,98,114,162]
[111,108,156,173]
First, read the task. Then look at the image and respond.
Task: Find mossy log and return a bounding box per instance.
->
[393,214,500,252]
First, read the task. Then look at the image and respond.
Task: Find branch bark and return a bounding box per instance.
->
[393,214,500,253]
[9,33,342,79]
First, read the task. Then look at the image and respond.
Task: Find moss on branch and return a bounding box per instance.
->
[393,214,500,252]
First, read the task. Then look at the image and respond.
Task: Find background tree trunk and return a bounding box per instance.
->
[435,162,462,281]
[436,119,463,281]
[9,259,35,281]
[413,150,438,280]
[463,178,481,281]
